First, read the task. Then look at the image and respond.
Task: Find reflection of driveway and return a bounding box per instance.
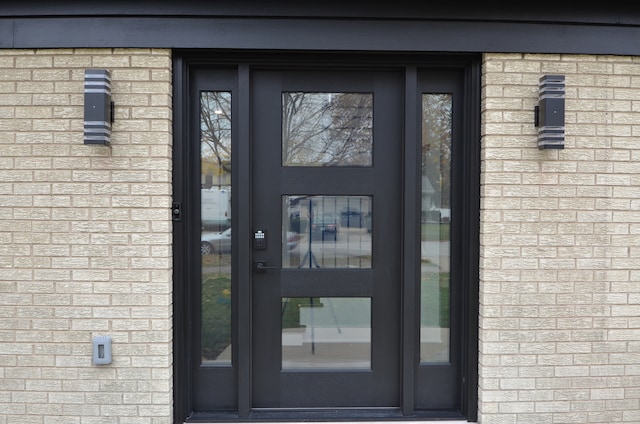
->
[421,241,450,272]
[203,237,449,272]
[312,240,371,258]
[295,229,372,258]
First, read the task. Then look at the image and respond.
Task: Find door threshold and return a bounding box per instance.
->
[186,409,473,423]
[188,422,471,424]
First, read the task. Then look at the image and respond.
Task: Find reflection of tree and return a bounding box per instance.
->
[329,94,373,165]
[201,92,232,180]
[422,94,452,207]
[283,92,372,166]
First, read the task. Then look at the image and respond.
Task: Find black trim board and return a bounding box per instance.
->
[172,54,190,424]
[3,2,640,23]
[2,16,640,55]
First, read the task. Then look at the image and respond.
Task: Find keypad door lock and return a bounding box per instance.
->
[253,230,266,249]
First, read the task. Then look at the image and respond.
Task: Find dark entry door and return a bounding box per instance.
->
[181,58,479,421]
[251,69,403,408]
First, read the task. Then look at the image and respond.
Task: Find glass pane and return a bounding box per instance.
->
[282,92,373,166]
[282,297,371,369]
[420,93,451,363]
[200,91,232,364]
[283,195,372,269]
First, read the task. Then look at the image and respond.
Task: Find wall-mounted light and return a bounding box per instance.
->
[534,74,565,150]
[84,69,113,146]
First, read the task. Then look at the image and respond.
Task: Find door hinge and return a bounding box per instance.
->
[172,202,182,221]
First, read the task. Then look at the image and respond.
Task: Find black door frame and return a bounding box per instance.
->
[173,51,480,423]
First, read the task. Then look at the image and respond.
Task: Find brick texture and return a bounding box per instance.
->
[2,48,640,424]
[480,53,640,424]
[0,48,172,424]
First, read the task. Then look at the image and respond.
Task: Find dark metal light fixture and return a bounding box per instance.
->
[534,74,565,150]
[84,69,113,145]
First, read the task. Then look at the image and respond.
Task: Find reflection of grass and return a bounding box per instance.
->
[421,272,450,328]
[281,298,324,329]
[201,274,232,360]
[202,253,232,267]
[287,252,372,269]
[422,223,450,242]
[201,265,450,361]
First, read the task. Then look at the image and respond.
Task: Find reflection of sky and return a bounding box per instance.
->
[422,93,452,208]
[283,92,373,166]
[201,92,232,158]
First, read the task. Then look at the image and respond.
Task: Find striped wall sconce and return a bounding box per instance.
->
[534,74,565,150]
[84,69,114,146]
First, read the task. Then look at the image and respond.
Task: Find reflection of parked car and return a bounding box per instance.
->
[201,227,232,255]
[201,228,300,255]
[311,214,339,241]
[340,206,363,228]
[201,188,231,231]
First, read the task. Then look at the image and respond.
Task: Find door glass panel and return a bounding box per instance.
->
[283,195,372,269]
[282,92,373,167]
[420,93,451,363]
[282,297,371,369]
[200,91,232,364]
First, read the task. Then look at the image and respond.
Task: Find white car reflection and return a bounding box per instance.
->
[201,228,300,255]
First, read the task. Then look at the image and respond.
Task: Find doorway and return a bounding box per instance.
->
[173,53,480,422]
[251,69,402,407]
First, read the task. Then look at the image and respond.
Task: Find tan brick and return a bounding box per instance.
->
[2,50,170,424]
[480,52,640,423]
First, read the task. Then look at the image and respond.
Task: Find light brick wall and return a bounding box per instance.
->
[0,49,173,424]
[480,53,640,424]
[3,48,640,424]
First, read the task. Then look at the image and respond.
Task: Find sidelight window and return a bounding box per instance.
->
[200,91,232,364]
[420,93,452,363]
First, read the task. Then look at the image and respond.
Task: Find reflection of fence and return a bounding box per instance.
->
[287,195,372,233]
[202,174,231,188]
[422,208,450,223]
